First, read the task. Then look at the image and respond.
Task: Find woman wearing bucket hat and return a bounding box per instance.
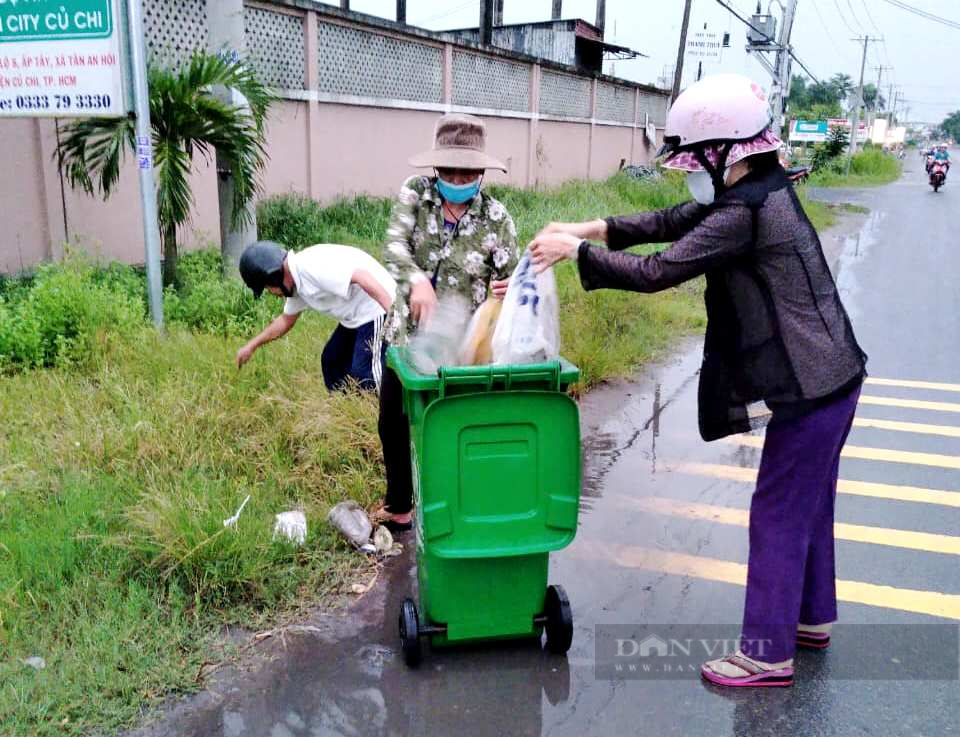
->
[376,113,520,532]
[529,73,867,687]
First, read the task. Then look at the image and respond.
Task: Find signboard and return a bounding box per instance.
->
[0,0,127,117]
[826,118,869,142]
[789,119,828,143]
[686,27,722,61]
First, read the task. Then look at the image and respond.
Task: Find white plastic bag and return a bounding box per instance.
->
[491,252,560,365]
[327,501,372,548]
[406,294,470,374]
[273,510,308,545]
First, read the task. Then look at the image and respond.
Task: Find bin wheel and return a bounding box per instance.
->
[544,585,573,654]
[399,597,422,667]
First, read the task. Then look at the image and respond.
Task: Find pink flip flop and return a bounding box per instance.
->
[796,630,831,649]
[701,654,794,687]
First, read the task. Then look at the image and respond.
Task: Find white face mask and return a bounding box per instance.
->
[686,170,716,205]
[686,167,734,205]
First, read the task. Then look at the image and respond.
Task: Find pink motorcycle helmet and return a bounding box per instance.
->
[659,73,782,174]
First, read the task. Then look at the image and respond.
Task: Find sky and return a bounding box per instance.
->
[321,0,960,124]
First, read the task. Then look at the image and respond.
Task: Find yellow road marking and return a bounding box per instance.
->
[575,541,960,620]
[860,395,960,413]
[671,461,960,508]
[853,417,960,438]
[621,496,960,556]
[729,434,960,470]
[866,377,960,394]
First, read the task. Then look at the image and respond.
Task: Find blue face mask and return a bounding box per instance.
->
[437,176,481,204]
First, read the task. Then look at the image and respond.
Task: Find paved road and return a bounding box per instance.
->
[142,158,959,737]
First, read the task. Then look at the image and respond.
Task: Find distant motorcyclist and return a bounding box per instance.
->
[935,144,950,168]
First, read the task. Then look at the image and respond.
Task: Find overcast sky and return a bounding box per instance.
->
[323,0,960,123]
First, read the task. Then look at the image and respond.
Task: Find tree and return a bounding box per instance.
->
[862,83,885,112]
[828,73,854,105]
[787,75,842,121]
[56,53,274,287]
[937,111,960,143]
[811,126,849,171]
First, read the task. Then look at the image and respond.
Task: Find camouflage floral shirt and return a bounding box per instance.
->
[383,174,520,344]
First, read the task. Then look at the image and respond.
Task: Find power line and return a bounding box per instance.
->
[845,0,864,29]
[833,0,858,33]
[876,0,960,30]
[859,0,882,31]
[713,0,821,83]
[809,0,854,63]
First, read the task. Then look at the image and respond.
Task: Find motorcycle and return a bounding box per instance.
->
[929,160,948,192]
[785,165,810,184]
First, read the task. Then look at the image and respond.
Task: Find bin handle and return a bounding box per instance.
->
[437,361,562,398]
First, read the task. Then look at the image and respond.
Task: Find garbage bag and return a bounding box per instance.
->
[406,294,470,374]
[458,297,502,366]
[327,500,372,548]
[491,252,560,365]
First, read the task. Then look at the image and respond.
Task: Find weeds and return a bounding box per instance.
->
[809,147,902,187]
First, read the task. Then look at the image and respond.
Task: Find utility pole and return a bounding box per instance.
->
[596,0,606,34]
[846,35,881,174]
[872,65,892,119]
[769,0,797,132]
[743,0,796,133]
[396,0,406,24]
[672,0,693,101]
[552,0,563,20]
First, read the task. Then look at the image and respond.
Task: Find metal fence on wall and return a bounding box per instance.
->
[142,0,669,126]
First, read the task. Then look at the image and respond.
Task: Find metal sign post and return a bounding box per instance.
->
[125,0,163,327]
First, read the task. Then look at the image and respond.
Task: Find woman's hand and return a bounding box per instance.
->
[491,278,510,300]
[529,232,582,273]
[538,219,608,243]
[409,278,438,326]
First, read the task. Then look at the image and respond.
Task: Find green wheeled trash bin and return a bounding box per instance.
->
[387,347,581,667]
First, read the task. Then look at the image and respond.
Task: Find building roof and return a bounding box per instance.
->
[444,18,647,59]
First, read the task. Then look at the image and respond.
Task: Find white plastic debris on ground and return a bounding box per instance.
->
[372,525,403,557]
[222,494,251,528]
[327,500,373,548]
[273,510,308,545]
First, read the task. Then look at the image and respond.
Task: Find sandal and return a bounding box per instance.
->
[379,518,413,533]
[797,622,832,650]
[701,652,794,687]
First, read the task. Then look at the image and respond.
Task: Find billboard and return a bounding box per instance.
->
[0,0,127,117]
[789,119,828,142]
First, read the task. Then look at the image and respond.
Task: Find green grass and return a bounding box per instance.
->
[809,148,903,187]
[0,172,835,735]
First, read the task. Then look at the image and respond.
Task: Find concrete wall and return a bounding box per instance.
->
[0,2,668,273]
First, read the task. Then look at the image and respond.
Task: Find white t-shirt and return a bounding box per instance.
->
[282,245,397,329]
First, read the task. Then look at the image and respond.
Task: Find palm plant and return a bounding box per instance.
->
[56,53,274,286]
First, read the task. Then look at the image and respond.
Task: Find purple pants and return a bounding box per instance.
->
[739,383,861,663]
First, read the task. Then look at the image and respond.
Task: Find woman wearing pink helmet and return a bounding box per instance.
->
[530,73,867,688]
